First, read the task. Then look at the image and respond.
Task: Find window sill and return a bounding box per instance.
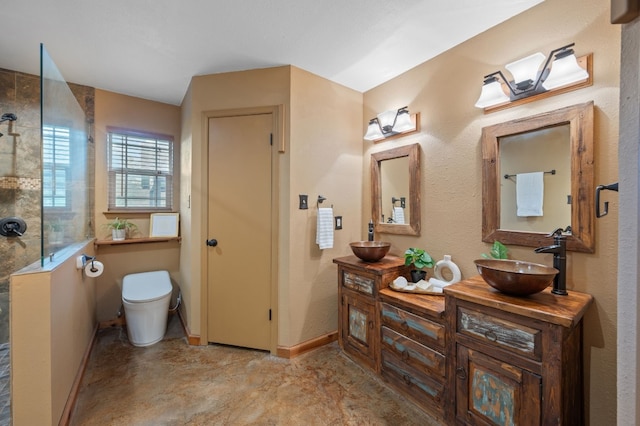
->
[103,211,177,215]
[95,236,181,247]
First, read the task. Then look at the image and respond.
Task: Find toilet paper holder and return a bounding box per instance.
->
[76,254,98,271]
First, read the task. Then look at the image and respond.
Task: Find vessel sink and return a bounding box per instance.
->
[474,259,559,296]
[350,241,391,262]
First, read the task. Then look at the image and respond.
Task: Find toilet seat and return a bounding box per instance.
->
[123,270,172,303]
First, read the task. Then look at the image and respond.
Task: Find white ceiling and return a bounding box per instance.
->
[2,0,542,106]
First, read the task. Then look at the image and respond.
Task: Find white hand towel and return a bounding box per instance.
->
[516,172,544,217]
[316,207,334,249]
[392,206,405,224]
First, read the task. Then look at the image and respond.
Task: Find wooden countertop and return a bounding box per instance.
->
[333,255,407,273]
[444,275,594,328]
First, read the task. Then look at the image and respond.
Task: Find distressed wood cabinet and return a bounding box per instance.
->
[378,288,448,422]
[333,255,410,372]
[445,276,593,425]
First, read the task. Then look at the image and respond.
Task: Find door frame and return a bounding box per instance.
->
[200,105,283,354]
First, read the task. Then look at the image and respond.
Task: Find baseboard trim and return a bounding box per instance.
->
[58,322,99,426]
[98,316,126,329]
[177,307,201,345]
[276,331,338,359]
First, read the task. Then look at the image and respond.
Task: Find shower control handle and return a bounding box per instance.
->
[206,238,218,247]
[0,217,27,237]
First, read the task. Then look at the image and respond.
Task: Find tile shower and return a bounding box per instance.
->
[0,68,42,345]
[0,52,95,422]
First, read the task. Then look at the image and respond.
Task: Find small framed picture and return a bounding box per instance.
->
[150,213,179,237]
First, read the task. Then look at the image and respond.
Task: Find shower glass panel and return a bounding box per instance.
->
[40,44,93,264]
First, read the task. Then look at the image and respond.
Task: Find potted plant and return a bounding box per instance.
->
[481,240,509,259]
[104,217,137,241]
[47,218,64,245]
[404,247,435,283]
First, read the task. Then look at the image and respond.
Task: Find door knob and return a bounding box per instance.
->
[206,239,218,247]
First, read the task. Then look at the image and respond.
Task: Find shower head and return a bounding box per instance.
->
[0,113,18,138]
[0,113,17,123]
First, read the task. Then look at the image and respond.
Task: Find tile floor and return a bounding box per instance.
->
[71,315,443,425]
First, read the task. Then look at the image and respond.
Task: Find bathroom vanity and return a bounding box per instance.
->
[445,277,593,425]
[334,257,593,424]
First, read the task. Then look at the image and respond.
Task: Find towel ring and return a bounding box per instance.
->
[317,195,333,208]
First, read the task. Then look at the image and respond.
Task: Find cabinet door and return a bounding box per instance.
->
[340,290,377,369]
[456,345,541,426]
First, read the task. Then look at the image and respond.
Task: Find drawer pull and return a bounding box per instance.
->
[484,330,498,342]
[402,374,412,385]
[401,349,410,361]
[368,320,374,330]
[400,321,409,331]
[456,366,467,380]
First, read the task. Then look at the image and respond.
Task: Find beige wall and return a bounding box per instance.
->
[11,241,97,425]
[180,66,362,348]
[362,0,619,423]
[93,242,182,321]
[93,89,182,322]
[180,67,291,339]
[286,67,363,346]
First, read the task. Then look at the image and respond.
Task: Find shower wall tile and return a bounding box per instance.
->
[0,69,16,113]
[0,147,15,178]
[14,127,40,179]
[14,73,39,130]
[1,69,43,297]
[0,189,14,218]
[0,67,95,314]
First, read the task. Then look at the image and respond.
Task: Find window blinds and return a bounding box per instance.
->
[107,130,173,210]
[43,125,71,208]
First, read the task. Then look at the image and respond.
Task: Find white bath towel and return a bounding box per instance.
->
[316,207,334,249]
[392,206,405,224]
[516,172,544,217]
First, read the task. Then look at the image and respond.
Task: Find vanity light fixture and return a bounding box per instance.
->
[475,43,592,112]
[364,106,417,141]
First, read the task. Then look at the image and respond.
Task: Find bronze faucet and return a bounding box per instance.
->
[534,227,569,295]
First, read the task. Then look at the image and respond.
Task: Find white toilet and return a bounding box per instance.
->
[122,270,172,347]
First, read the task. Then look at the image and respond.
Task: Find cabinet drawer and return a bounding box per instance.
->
[381,352,445,417]
[381,326,446,378]
[380,302,445,349]
[457,306,542,360]
[342,270,375,296]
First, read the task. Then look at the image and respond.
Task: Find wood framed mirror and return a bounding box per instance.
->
[482,101,595,252]
[371,143,420,236]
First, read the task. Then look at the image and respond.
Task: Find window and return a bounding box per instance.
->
[107,128,173,211]
[43,125,71,208]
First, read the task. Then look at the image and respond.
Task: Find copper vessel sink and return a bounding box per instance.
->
[474,259,559,296]
[350,241,391,262]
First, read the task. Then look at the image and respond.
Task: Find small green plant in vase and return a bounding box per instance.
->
[47,218,64,245]
[104,217,137,241]
[404,247,435,283]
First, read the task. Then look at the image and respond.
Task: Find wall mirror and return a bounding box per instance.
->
[371,143,420,236]
[482,101,595,252]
